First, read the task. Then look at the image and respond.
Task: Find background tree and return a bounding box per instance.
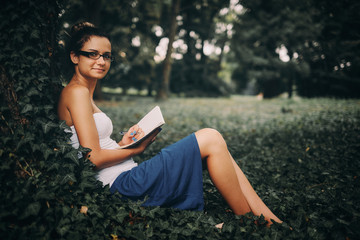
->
[60,0,233,99]
[59,0,162,98]
[231,0,360,98]
[300,0,360,97]
[156,0,181,100]
[167,0,232,97]
[231,0,317,98]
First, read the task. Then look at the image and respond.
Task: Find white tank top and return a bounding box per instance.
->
[67,112,137,187]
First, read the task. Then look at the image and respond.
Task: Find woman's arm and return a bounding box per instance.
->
[65,86,156,169]
[118,124,143,147]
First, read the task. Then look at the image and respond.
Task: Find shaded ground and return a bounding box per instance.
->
[95,96,360,239]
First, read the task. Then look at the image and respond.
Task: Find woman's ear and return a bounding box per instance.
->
[70,51,79,64]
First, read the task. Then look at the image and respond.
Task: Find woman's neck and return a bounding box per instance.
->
[70,74,97,96]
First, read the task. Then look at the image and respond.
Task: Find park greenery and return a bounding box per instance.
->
[2,93,360,239]
[58,0,360,99]
[1,0,360,239]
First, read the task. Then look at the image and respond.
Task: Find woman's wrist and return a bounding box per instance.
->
[118,139,128,147]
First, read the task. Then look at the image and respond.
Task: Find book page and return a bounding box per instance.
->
[138,106,165,135]
[118,106,165,149]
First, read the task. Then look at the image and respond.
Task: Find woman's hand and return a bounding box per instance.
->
[132,128,160,154]
[119,126,160,157]
[120,124,145,146]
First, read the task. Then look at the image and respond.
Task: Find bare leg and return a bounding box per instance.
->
[229,154,282,224]
[195,128,282,224]
[195,128,251,215]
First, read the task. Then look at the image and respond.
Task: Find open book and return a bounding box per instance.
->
[119,106,165,149]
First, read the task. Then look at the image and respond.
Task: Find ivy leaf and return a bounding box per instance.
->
[114,210,130,223]
[79,181,95,191]
[59,120,70,130]
[20,202,41,219]
[1,137,12,145]
[21,104,33,114]
[48,162,60,171]
[42,121,58,134]
[27,87,39,96]
[55,142,70,154]
[17,133,35,149]
[64,151,79,165]
[61,173,77,185]
[31,142,41,152]
[30,29,39,39]
[34,189,54,200]
[337,218,350,226]
[43,147,54,160]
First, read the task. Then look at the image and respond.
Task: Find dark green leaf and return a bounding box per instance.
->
[20,202,41,219]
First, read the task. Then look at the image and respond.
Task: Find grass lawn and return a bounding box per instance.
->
[97,96,360,239]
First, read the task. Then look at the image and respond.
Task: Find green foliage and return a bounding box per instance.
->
[167,0,232,97]
[298,0,360,98]
[232,0,360,98]
[58,0,159,92]
[1,1,359,238]
[100,96,360,239]
[169,60,231,97]
[60,0,232,98]
[0,1,134,239]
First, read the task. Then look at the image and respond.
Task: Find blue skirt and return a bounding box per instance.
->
[110,133,204,211]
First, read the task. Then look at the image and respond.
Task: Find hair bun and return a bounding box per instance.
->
[70,22,95,36]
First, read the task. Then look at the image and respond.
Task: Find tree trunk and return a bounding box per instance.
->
[288,76,293,99]
[156,0,181,101]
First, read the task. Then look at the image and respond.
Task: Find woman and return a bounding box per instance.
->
[58,22,282,225]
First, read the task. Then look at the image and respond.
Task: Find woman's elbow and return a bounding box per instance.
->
[86,150,104,169]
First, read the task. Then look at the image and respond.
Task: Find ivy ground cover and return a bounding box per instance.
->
[97,96,360,239]
[2,96,359,239]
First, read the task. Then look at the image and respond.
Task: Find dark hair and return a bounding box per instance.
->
[67,22,111,54]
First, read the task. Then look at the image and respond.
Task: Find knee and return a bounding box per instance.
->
[200,128,222,139]
[195,128,226,149]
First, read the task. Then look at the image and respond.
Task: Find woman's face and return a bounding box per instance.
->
[72,36,112,80]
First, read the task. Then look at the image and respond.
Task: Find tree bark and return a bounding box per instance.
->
[156,0,181,101]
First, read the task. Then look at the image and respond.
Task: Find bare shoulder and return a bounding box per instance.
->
[58,83,92,124]
[61,83,90,100]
